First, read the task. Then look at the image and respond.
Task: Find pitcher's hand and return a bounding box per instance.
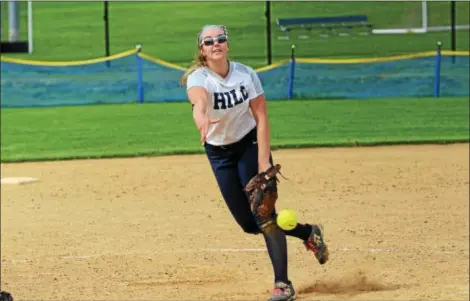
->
[194,112,219,145]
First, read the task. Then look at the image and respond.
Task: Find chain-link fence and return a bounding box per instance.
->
[1,1,468,68]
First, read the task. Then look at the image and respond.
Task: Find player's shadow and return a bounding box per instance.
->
[297,270,410,297]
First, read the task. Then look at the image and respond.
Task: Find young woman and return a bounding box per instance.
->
[181,24,329,301]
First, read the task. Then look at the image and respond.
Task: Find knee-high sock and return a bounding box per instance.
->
[283,223,312,241]
[263,226,289,283]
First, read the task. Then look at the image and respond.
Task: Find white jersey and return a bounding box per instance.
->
[186,61,264,146]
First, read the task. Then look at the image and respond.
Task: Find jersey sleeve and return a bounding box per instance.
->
[248,68,264,99]
[186,69,207,90]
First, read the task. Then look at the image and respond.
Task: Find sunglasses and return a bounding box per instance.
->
[201,35,227,46]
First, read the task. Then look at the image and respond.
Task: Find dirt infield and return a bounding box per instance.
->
[1,144,469,301]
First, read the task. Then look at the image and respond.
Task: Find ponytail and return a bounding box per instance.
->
[180,51,206,86]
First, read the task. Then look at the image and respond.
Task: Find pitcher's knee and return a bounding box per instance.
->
[240,220,261,235]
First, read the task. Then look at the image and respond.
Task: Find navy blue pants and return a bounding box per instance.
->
[204,127,268,234]
[204,127,313,283]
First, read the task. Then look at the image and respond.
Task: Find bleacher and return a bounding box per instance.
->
[276,15,374,39]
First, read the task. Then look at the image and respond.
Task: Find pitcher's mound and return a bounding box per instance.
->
[1,177,38,184]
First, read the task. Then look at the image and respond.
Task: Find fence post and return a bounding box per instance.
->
[136,44,144,103]
[287,44,296,99]
[433,41,442,99]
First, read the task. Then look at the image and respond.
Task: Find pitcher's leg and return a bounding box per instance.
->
[236,141,314,238]
[205,145,260,234]
[237,141,289,284]
[283,224,312,240]
[212,166,260,234]
[237,140,329,265]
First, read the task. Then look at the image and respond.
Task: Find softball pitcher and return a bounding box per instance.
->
[181,24,329,301]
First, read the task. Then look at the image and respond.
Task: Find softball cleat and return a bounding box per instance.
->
[304,224,329,264]
[268,281,296,301]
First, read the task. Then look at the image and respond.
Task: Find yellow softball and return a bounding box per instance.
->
[276,209,298,231]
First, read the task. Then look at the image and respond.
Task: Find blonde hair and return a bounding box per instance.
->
[180,49,206,86]
[179,25,229,86]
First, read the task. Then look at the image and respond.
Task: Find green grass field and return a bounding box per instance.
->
[1,2,468,163]
[1,1,469,68]
[1,97,468,163]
